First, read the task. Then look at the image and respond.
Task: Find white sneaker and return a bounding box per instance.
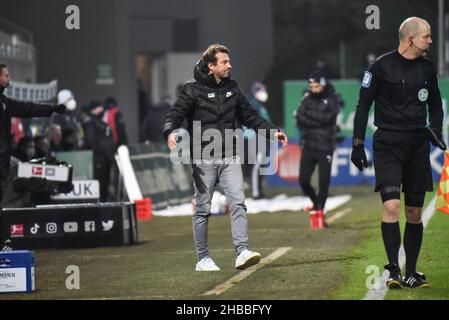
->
[195,257,220,271]
[235,249,261,270]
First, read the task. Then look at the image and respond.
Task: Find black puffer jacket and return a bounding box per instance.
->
[84,115,116,159]
[0,87,56,180]
[163,60,277,159]
[294,86,340,152]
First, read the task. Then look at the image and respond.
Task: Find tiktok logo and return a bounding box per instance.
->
[30,223,40,235]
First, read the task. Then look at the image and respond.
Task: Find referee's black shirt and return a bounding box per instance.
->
[353,50,443,140]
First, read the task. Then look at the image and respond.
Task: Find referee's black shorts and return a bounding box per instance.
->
[373,128,433,193]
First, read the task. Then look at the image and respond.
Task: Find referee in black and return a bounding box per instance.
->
[351,17,444,289]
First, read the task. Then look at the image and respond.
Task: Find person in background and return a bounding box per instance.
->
[103,96,128,148]
[103,97,128,201]
[12,136,35,162]
[53,89,84,149]
[61,128,77,151]
[34,135,50,159]
[248,81,273,199]
[11,117,25,144]
[140,94,172,144]
[47,124,63,154]
[84,101,116,202]
[295,71,340,229]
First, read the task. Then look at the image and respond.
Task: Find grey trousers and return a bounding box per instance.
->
[192,157,249,261]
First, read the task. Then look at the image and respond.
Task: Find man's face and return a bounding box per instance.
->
[309,82,324,94]
[412,23,432,57]
[208,52,232,80]
[0,67,11,88]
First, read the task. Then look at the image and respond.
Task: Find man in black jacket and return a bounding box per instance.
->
[351,17,443,289]
[84,101,116,202]
[163,44,288,271]
[295,71,340,229]
[0,63,66,248]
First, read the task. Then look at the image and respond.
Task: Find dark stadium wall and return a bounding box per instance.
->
[0,0,118,128]
[114,0,274,141]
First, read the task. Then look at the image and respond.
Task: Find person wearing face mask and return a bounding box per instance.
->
[294,71,340,230]
[248,82,273,199]
[0,63,66,250]
[84,101,116,202]
[351,17,443,289]
[52,89,85,149]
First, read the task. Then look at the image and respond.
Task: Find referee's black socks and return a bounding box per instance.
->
[381,222,401,267]
[404,222,423,277]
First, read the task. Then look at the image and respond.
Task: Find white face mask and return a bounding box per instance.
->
[66,98,77,111]
[255,90,268,103]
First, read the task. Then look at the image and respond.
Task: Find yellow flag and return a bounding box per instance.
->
[436,151,449,215]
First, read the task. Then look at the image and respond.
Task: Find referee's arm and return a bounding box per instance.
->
[427,64,444,132]
[353,65,381,141]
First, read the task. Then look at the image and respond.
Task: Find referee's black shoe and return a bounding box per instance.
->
[402,272,429,288]
[384,263,402,289]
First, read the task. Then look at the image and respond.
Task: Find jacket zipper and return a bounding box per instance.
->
[217,89,222,133]
[402,79,405,102]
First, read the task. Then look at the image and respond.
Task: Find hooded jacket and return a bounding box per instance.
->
[295,84,340,152]
[163,60,278,159]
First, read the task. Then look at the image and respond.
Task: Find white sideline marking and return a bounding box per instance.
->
[363,196,436,300]
[327,207,352,224]
[202,247,292,296]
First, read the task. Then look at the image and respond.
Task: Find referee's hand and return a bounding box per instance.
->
[427,127,447,151]
[351,145,368,171]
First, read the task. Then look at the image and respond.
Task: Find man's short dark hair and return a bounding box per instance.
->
[0,63,7,75]
[202,44,230,66]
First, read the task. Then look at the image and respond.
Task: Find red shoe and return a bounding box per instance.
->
[316,210,327,229]
[309,211,318,229]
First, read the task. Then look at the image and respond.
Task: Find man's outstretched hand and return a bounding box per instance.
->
[167,132,177,150]
[274,131,288,147]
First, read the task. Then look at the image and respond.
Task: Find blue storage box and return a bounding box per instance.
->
[0,250,35,293]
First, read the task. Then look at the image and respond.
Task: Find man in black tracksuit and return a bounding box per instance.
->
[351,17,444,289]
[295,71,340,229]
[163,44,288,271]
[0,63,66,249]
